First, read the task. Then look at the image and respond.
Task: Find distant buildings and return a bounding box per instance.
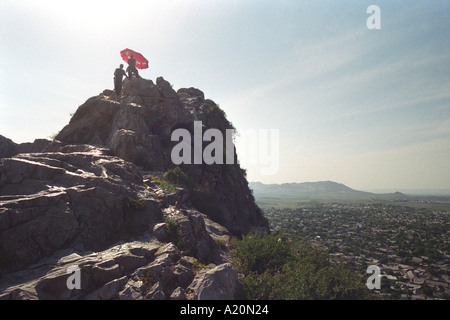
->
[263,201,450,300]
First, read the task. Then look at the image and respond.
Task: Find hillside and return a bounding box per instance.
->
[249,181,408,203]
[0,76,268,300]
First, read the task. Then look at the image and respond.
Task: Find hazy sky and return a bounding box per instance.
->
[0,0,449,191]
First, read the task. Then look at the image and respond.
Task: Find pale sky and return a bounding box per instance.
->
[0,0,449,192]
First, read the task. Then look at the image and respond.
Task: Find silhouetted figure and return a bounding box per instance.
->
[126,54,140,79]
[114,64,128,95]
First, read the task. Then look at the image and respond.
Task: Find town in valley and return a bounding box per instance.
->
[253,183,450,300]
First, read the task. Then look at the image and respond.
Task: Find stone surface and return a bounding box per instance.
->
[187,263,240,300]
[0,75,269,300]
[0,149,161,271]
[0,135,18,159]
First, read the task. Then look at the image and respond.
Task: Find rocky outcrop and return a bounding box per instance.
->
[0,238,239,300]
[0,145,160,271]
[0,75,268,299]
[53,77,268,235]
[187,263,241,300]
[0,135,18,159]
[55,77,190,171]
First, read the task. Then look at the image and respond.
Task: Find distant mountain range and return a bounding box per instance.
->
[249,181,408,201]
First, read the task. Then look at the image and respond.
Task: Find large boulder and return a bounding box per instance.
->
[0,147,161,272]
[0,135,18,159]
[165,209,222,264]
[0,240,161,300]
[55,78,190,170]
[56,97,121,145]
[108,129,167,170]
[187,263,240,300]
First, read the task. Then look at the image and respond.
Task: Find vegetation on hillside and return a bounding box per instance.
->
[231,231,373,300]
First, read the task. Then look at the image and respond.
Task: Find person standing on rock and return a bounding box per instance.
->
[126,54,140,79]
[114,64,128,95]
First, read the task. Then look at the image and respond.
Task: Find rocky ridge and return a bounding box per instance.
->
[0,76,268,299]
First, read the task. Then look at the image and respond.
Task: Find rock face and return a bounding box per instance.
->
[0,76,268,299]
[0,135,18,159]
[0,146,159,271]
[187,263,240,300]
[55,77,268,235]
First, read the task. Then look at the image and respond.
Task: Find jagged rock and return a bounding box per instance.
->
[18,139,52,154]
[0,136,51,160]
[167,209,221,263]
[114,253,148,273]
[156,76,178,99]
[177,87,205,105]
[55,79,190,170]
[90,261,122,286]
[109,129,167,170]
[54,77,268,233]
[170,286,186,300]
[154,243,181,265]
[0,135,18,159]
[152,222,168,242]
[0,240,161,300]
[145,281,166,300]
[0,149,161,271]
[85,276,128,300]
[172,263,194,289]
[0,75,269,300]
[187,263,240,300]
[118,279,145,300]
[56,97,121,145]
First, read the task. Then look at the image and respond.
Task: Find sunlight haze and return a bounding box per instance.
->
[1,0,449,192]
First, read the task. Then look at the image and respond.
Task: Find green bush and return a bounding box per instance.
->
[192,258,207,273]
[149,175,178,193]
[165,218,185,250]
[232,231,291,275]
[122,197,146,211]
[164,166,194,189]
[232,231,371,300]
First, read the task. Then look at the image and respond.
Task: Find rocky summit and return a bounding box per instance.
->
[0,76,269,300]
